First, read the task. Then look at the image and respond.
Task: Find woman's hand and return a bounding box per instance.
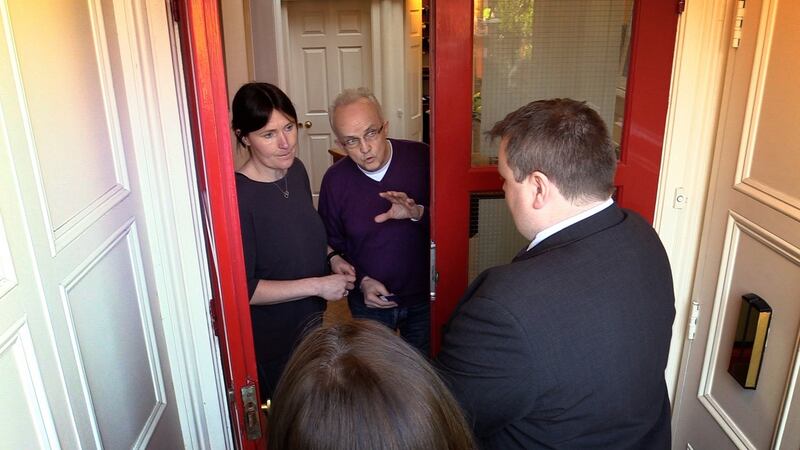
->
[360,276,398,308]
[330,254,356,284]
[315,274,356,301]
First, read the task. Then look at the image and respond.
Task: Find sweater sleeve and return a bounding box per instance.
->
[436,294,541,439]
[421,143,431,209]
[419,146,431,224]
[318,171,346,254]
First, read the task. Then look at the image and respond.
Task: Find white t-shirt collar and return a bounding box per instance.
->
[358,140,393,181]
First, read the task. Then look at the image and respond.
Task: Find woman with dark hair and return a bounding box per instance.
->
[232,82,356,400]
[269,319,476,450]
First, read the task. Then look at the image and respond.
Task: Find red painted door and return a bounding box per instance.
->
[176,0,265,448]
[430,0,680,353]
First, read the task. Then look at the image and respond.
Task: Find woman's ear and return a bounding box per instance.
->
[237,131,250,147]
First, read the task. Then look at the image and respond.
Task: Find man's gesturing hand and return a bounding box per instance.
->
[374,191,424,223]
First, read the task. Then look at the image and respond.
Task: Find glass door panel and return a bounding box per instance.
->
[471,0,634,166]
[468,194,529,282]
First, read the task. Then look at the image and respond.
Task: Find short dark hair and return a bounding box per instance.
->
[268,320,476,450]
[489,98,616,202]
[231,82,298,146]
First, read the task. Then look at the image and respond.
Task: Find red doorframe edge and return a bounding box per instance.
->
[429,0,475,355]
[616,0,680,222]
[175,0,263,448]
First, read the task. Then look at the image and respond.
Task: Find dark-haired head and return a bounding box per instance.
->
[268,320,476,450]
[489,98,616,203]
[231,82,298,147]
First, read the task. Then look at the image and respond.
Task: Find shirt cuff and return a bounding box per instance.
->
[410,205,424,222]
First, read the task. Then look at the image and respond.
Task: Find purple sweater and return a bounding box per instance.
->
[318,139,430,305]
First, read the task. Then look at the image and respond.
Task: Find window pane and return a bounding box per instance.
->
[472,0,634,165]
[468,194,529,282]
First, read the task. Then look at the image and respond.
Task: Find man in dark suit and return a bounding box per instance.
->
[437,99,675,449]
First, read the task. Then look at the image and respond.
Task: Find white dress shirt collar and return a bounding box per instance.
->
[527,198,614,251]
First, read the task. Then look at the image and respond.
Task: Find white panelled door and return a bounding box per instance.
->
[286,0,373,202]
[672,0,800,448]
[404,0,422,142]
[0,1,186,448]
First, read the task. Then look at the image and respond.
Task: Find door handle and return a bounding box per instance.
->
[304,121,312,128]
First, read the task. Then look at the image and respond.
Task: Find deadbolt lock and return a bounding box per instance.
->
[241,384,262,440]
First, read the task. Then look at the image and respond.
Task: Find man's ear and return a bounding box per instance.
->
[528,171,550,209]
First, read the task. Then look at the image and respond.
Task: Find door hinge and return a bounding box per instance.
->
[169,0,180,23]
[731,0,746,48]
[677,0,686,15]
[429,240,437,301]
[209,297,220,337]
[687,301,700,341]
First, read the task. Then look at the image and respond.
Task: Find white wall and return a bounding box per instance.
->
[251,0,281,85]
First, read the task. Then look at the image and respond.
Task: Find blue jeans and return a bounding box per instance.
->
[348,295,431,356]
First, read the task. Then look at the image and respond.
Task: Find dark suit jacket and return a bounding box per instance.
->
[437,205,675,449]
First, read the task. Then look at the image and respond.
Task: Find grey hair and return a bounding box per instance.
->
[328,87,385,130]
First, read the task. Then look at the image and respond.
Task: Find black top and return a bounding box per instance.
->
[235,159,327,399]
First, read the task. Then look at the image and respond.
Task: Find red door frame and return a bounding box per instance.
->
[176,0,264,448]
[430,0,680,353]
[616,0,681,218]
[429,0,494,354]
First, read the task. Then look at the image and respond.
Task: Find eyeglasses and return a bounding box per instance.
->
[341,124,385,150]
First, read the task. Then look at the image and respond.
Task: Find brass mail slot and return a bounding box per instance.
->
[728,293,772,389]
